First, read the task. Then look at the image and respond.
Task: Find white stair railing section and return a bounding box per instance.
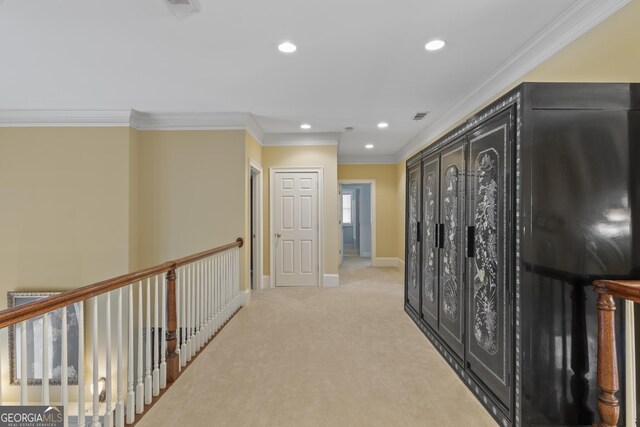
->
[0,238,244,427]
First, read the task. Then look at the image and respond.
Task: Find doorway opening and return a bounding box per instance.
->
[339,181,375,267]
[249,162,263,290]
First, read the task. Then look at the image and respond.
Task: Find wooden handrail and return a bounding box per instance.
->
[594,279,640,427]
[0,237,243,330]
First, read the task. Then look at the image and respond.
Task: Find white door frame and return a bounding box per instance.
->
[338,179,376,261]
[270,167,324,288]
[250,160,264,290]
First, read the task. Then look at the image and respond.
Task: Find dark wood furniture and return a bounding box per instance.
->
[404,83,639,426]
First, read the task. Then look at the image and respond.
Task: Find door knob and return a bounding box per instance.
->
[276,233,282,238]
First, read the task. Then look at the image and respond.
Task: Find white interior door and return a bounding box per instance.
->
[274,171,319,286]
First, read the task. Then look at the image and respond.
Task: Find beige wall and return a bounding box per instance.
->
[244,132,262,288]
[135,130,248,287]
[0,127,131,306]
[262,145,339,277]
[396,160,406,263]
[337,164,399,259]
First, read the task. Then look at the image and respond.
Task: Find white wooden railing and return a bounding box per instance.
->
[0,239,243,426]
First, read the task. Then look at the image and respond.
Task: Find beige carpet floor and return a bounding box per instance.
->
[138,258,496,427]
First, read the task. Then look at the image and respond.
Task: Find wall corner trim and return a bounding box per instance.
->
[240,289,251,306]
[323,274,340,287]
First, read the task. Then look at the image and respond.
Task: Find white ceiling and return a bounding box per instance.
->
[0,0,625,161]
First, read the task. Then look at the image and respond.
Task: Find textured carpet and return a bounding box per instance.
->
[138,259,496,426]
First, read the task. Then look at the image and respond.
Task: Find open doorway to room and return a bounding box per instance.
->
[249,162,263,290]
[339,180,375,267]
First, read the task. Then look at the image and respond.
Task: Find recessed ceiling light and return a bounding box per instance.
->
[300,123,311,129]
[377,122,389,129]
[365,144,374,149]
[425,39,446,51]
[278,41,297,54]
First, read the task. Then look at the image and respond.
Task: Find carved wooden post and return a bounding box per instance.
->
[595,285,619,427]
[166,265,179,382]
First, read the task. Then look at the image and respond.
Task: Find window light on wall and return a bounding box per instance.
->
[342,194,352,225]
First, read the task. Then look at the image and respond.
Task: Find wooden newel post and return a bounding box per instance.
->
[166,266,179,383]
[595,284,619,427]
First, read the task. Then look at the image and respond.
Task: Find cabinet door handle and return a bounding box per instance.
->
[467,226,475,258]
[434,224,439,248]
[439,223,445,248]
[416,221,421,242]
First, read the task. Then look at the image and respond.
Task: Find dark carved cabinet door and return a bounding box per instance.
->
[466,108,513,406]
[438,139,466,359]
[406,162,421,314]
[421,154,440,329]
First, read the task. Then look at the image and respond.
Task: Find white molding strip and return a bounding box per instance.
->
[246,114,265,145]
[0,109,132,127]
[372,258,402,268]
[338,155,397,164]
[322,274,340,288]
[240,289,251,306]
[131,110,255,131]
[262,132,341,147]
[396,0,631,162]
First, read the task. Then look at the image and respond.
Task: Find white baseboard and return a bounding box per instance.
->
[372,257,403,268]
[397,259,405,269]
[262,275,271,289]
[240,289,251,306]
[323,274,340,287]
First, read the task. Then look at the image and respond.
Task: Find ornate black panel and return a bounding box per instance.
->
[467,108,513,407]
[438,139,466,359]
[421,154,440,328]
[406,162,421,313]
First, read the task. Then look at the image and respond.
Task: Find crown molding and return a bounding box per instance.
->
[245,114,265,145]
[338,155,397,165]
[130,110,259,131]
[0,109,132,127]
[396,0,631,162]
[262,132,341,147]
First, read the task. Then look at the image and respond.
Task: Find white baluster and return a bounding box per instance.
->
[180,267,187,368]
[116,289,125,427]
[184,265,192,365]
[176,269,181,368]
[204,260,209,341]
[91,298,99,427]
[209,257,215,338]
[190,263,196,358]
[195,262,201,351]
[144,278,152,404]
[20,320,27,405]
[105,292,113,427]
[235,248,240,310]
[626,300,637,427]
[201,261,205,347]
[78,303,86,427]
[42,312,49,405]
[62,307,69,427]
[160,273,167,389]
[0,328,3,405]
[216,254,221,332]
[127,284,135,423]
[136,282,144,414]
[152,276,159,397]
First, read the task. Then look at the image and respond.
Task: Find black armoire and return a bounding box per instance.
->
[404,83,639,426]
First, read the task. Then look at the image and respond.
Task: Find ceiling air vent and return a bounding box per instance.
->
[164,0,201,21]
[412,112,429,121]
